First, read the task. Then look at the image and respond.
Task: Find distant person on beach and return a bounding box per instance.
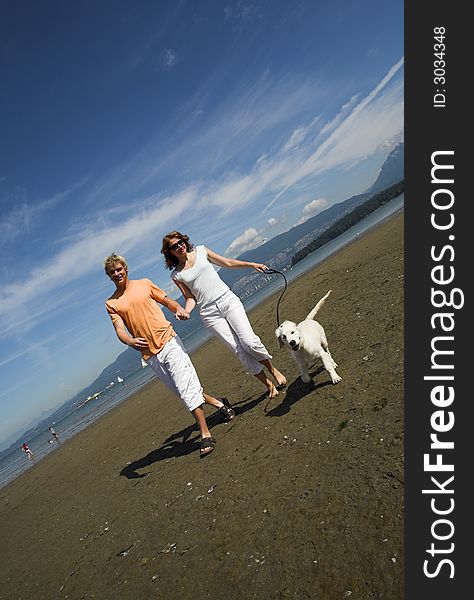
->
[48,426,59,441]
[103,253,234,457]
[161,231,286,399]
[21,443,33,460]
[117,375,126,386]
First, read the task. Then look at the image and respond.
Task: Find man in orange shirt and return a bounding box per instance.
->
[104,253,234,457]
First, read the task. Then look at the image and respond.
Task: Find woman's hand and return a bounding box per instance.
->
[175,307,190,320]
[127,337,150,351]
[251,262,269,273]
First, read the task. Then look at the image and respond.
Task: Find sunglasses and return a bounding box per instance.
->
[169,240,186,251]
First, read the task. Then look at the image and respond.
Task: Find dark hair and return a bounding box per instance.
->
[161,231,194,270]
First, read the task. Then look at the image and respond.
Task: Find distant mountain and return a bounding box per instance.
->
[369,142,404,194]
[219,141,404,290]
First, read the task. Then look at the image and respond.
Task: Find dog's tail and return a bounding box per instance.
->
[305,290,332,321]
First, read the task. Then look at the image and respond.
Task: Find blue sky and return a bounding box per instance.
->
[0,0,403,449]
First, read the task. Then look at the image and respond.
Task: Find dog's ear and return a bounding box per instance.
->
[275,326,284,348]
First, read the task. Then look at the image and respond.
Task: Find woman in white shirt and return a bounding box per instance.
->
[161,231,286,399]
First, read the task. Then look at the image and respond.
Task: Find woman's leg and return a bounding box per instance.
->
[201,305,263,373]
[223,296,286,390]
[201,295,284,398]
[202,309,277,395]
[260,358,287,388]
[253,369,279,398]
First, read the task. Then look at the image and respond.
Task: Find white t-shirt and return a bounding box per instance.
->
[172,245,230,307]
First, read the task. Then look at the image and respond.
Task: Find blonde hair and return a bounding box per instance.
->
[103,253,128,274]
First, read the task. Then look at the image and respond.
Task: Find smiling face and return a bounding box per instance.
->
[106,261,128,287]
[275,321,302,351]
[167,236,188,260]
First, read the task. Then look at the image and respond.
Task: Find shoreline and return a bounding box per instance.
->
[0,211,404,599]
[0,198,404,492]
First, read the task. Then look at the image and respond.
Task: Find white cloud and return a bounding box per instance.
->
[225,228,265,256]
[267,215,287,227]
[295,198,329,225]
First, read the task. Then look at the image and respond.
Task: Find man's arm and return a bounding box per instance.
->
[111,315,150,352]
[160,294,190,320]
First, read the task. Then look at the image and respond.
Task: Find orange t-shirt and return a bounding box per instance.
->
[105,278,176,359]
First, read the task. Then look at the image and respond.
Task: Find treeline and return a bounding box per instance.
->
[291,180,404,266]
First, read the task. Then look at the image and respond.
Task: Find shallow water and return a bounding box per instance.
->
[0,194,403,489]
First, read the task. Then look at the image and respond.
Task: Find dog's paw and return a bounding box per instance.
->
[331,373,342,384]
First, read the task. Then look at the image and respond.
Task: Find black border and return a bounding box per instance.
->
[405,2,468,597]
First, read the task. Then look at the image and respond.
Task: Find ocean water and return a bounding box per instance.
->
[0,194,404,489]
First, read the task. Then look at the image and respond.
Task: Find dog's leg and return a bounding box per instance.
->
[326,351,338,369]
[321,350,342,384]
[300,365,311,383]
[294,353,311,383]
[321,331,338,368]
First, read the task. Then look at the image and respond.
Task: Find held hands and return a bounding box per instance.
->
[251,262,269,273]
[175,307,190,320]
[128,337,150,351]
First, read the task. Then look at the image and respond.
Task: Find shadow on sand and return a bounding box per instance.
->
[119,392,268,479]
[264,366,332,417]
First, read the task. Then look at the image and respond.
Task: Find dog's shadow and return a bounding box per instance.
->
[119,393,268,479]
[265,366,332,417]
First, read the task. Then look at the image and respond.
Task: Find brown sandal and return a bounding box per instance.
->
[218,398,235,421]
[200,436,216,457]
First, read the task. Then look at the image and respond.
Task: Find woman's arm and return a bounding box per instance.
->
[172,279,197,315]
[206,247,268,272]
[160,294,190,320]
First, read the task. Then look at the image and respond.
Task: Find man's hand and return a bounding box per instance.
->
[175,307,190,320]
[127,337,150,351]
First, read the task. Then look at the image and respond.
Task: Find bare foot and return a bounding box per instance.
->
[268,383,279,399]
[271,367,287,387]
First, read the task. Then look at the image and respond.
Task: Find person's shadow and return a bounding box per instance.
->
[119,393,268,479]
[264,366,332,417]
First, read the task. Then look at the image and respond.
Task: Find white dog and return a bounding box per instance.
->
[275,290,341,385]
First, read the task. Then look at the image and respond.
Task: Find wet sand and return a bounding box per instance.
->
[0,212,404,600]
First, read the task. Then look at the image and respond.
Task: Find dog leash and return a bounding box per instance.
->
[264,268,288,327]
[259,268,288,414]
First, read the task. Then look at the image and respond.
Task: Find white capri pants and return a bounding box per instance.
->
[147,336,204,412]
[199,290,272,375]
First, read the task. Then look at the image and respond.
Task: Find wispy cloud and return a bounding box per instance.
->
[80,71,324,213]
[159,48,178,70]
[263,57,404,212]
[0,189,196,337]
[1,58,403,346]
[223,3,264,23]
[0,178,90,247]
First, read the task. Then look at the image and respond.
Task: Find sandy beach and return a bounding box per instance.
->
[0,212,404,600]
